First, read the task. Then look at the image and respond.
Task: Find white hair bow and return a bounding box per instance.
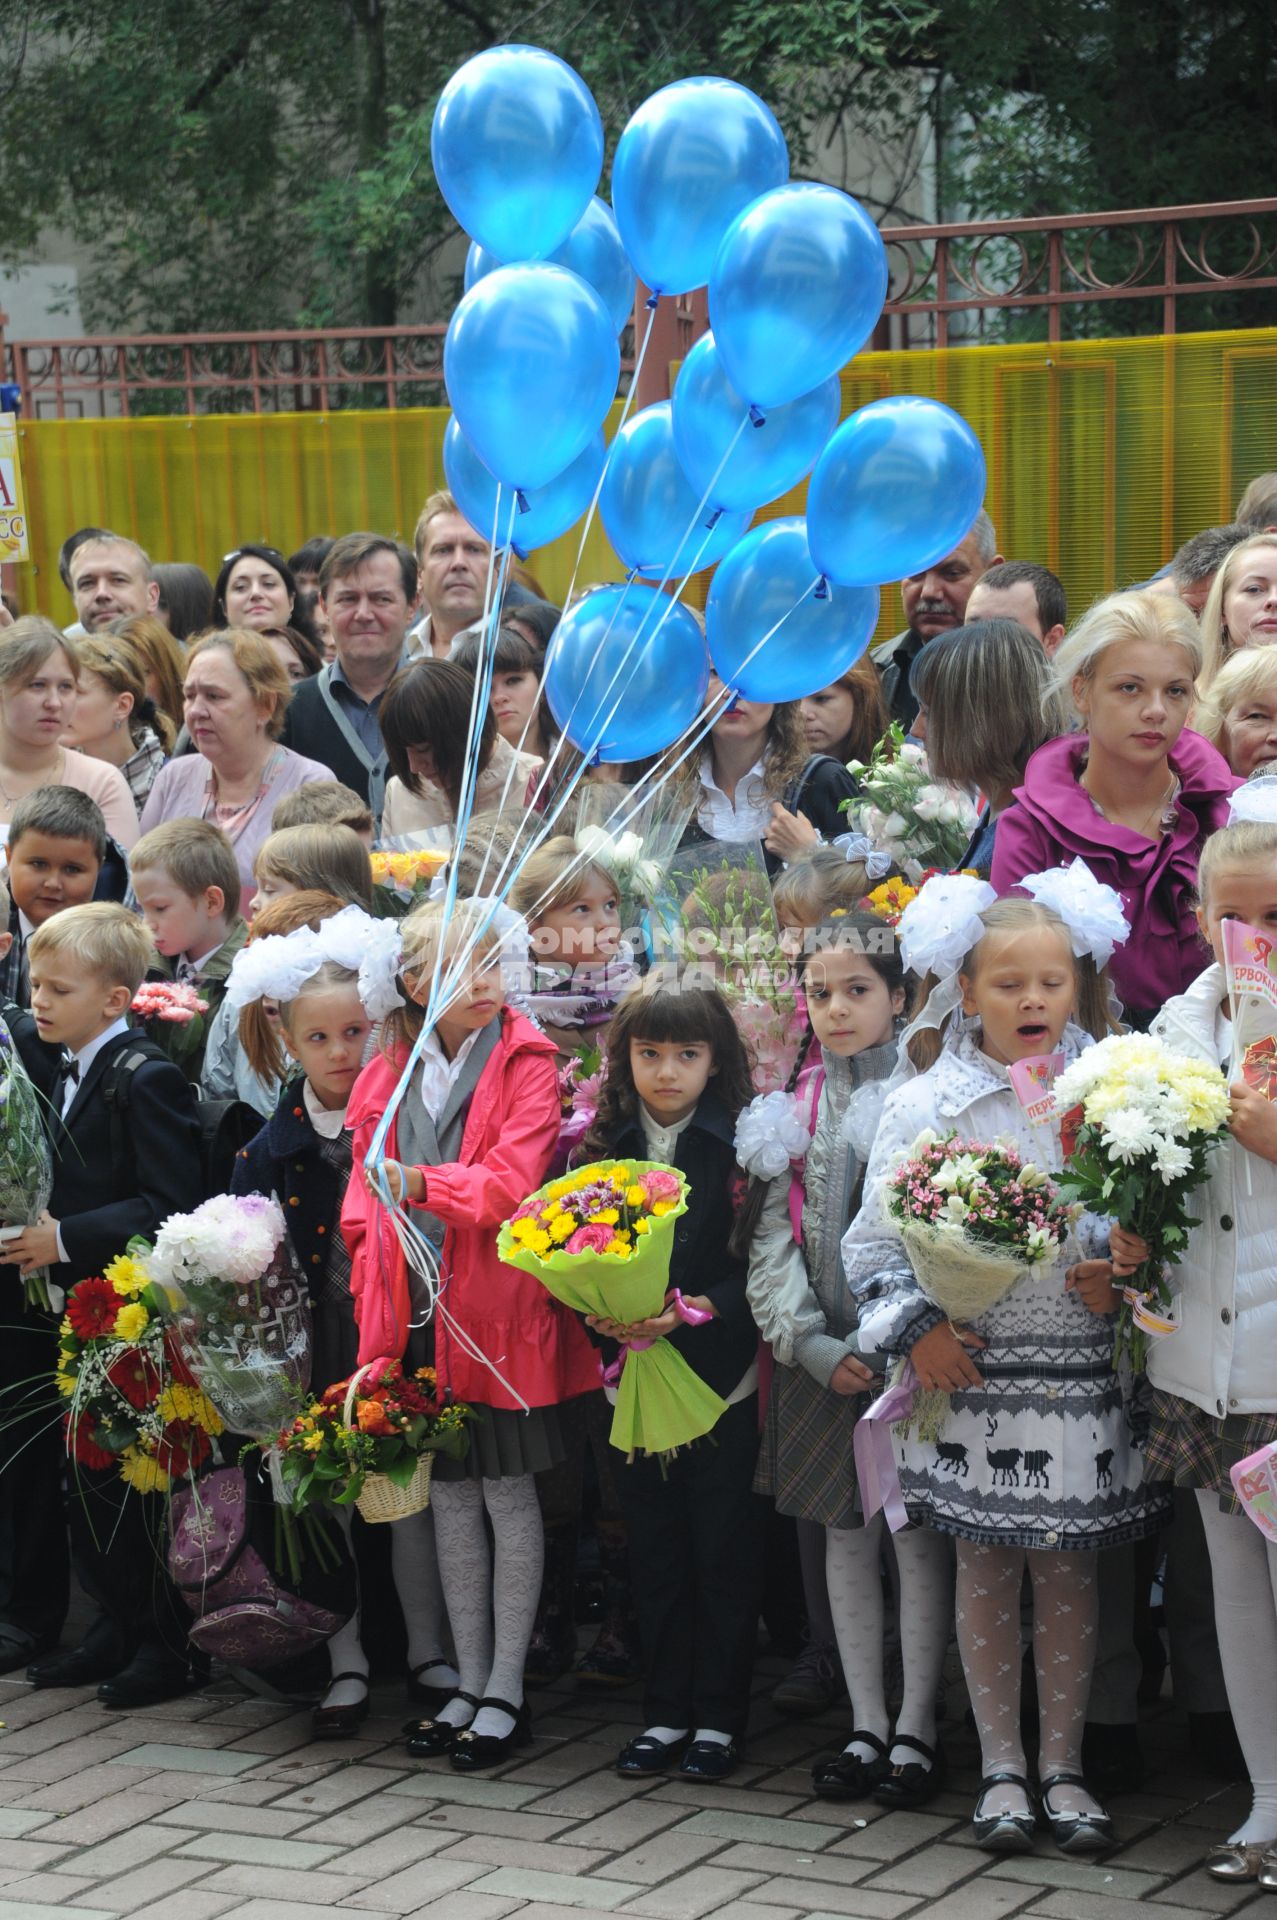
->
[1017,858,1130,969]
[829,831,892,881]
[226,905,404,1022]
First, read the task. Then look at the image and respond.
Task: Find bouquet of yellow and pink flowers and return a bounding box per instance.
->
[499,1160,725,1461]
[370,847,449,919]
[1053,1033,1232,1368]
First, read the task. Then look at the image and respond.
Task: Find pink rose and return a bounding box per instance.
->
[566,1224,613,1255]
[639,1169,682,1206]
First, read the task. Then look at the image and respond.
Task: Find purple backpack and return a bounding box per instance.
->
[168,1465,356,1669]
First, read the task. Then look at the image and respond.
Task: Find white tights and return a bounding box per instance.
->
[1196,1490,1277,1847]
[431,1473,544,1740]
[826,1515,952,1769]
[956,1540,1102,1817]
[321,1504,456,1712]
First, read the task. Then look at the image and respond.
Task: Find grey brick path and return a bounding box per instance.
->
[0,1648,1258,1920]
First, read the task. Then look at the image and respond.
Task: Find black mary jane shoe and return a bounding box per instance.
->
[405,1690,478,1758]
[1038,1771,1113,1854]
[312,1672,370,1739]
[873,1733,948,1809]
[450,1696,533,1771]
[679,1738,740,1781]
[406,1659,459,1715]
[616,1732,691,1777]
[972,1772,1038,1854]
[812,1729,891,1801]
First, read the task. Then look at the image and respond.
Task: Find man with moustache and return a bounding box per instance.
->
[872,511,1002,731]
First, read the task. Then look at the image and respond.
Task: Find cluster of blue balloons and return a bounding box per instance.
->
[433,44,988,757]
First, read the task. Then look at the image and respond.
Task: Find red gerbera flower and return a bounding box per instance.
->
[65,1277,120,1341]
[106,1348,161,1411]
[154,1421,211,1477]
[63,1414,118,1472]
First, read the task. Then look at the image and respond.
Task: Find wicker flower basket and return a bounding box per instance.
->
[342,1364,434,1524]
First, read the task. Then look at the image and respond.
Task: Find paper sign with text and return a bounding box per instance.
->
[1222,919,1277,1098]
[1008,1051,1065,1126]
[0,416,28,562]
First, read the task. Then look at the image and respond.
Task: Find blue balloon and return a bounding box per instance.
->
[444,263,619,493]
[611,78,789,297]
[432,45,603,262]
[544,584,709,761]
[599,401,752,579]
[705,518,879,702]
[443,418,606,560]
[672,333,840,513]
[464,197,636,334]
[806,397,988,588]
[709,184,888,409]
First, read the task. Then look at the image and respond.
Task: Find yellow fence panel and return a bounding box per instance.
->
[11,327,1277,648]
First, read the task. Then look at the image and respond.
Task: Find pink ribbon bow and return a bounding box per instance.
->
[853,1361,918,1533]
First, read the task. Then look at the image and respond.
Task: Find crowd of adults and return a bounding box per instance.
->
[0,471,1274,938]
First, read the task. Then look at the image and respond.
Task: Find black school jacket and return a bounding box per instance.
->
[49,1030,203,1287]
[597,1092,757,1400]
[231,1077,341,1295]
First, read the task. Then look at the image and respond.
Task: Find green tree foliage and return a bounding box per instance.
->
[0,0,1271,338]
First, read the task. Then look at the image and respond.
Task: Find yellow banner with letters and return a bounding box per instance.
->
[0,414,29,562]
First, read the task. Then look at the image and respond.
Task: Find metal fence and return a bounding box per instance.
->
[5,198,1276,418]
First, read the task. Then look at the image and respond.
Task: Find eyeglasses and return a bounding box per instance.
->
[222,546,287,568]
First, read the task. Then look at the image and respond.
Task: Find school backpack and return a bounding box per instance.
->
[168,1462,356,1669]
[102,1038,261,1200]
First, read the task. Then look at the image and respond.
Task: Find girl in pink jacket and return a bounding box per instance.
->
[343,899,597,1771]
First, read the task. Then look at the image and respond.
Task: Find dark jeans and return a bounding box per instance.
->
[615,1392,767,1738]
[0,1304,69,1644]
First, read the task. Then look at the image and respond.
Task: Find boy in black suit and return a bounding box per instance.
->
[7,903,204,1707]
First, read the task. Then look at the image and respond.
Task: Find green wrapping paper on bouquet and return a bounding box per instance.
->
[498,1159,727,1461]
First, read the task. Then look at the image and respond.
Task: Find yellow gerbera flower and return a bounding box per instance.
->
[105,1253,148,1299]
[120,1446,171,1495]
[112,1301,150,1343]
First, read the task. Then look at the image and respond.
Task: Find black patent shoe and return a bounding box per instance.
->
[450,1696,532,1770]
[972,1772,1038,1853]
[812,1728,890,1800]
[312,1672,370,1738]
[874,1733,948,1808]
[405,1690,478,1757]
[616,1732,690,1776]
[406,1659,459,1715]
[679,1738,739,1780]
[1039,1771,1113,1854]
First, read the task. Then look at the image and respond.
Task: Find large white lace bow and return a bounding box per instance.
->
[225,905,404,1022]
[1017,858,1130,968]
[897,873,997,981]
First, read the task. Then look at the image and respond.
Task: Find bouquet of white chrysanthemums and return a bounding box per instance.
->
[842,724,980,880]
[1053,1033,1233,1368]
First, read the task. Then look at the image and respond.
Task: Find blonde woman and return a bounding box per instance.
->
[0,618,139,846]
[1199,533,1277,690]
[1196,648,1277,781]
[991,590,1237,1025]
[140,629,334,899]
[62,634,174,811]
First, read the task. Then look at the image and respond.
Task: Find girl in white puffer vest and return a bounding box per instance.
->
[1131,818,1277,1890]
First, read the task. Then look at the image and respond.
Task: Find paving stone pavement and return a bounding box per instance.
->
[0,1646,1260,1920]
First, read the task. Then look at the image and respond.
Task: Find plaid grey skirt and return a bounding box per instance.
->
[754,1360,864,1530]
[1145,1388,1277,1515]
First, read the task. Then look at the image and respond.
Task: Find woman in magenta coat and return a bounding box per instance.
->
[992,590,1238,1024]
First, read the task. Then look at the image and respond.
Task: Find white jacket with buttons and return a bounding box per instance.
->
[1148,963,1277,1417]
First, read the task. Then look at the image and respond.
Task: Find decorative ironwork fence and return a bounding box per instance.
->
[3,199,1276,417]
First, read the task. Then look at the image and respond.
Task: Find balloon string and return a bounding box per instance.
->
[559,301,658,620]
[366,490,519,1180]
